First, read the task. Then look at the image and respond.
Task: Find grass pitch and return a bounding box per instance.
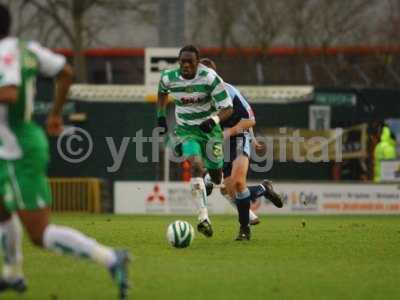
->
[1,214,400,300]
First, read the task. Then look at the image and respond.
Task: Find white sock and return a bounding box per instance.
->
[222,191,258,221]
[191,177,209,222]
[0,215,23,280]
[249,209,258,222]
[43,224,117,268]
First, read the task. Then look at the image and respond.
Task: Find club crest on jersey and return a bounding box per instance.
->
[212,144,223,158]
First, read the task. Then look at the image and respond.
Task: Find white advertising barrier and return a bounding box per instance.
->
[114,182,400,215]
[381,160,400,182]
[114,182,235,215]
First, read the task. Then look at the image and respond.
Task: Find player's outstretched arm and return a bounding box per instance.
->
[156,92,169,135]
[47,64,73,136]
[249,127,266,153]
[156,70,170,135]
[224,118,255,139]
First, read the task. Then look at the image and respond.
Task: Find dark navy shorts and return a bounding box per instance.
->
[223,132,251,178]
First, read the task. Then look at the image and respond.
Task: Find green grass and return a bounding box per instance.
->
[1,214,400,300]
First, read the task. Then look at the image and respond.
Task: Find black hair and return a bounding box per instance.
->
[0,4,10,37]
[179,45,200,59]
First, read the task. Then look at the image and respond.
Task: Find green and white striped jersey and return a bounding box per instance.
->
[0,37,65,125]
[158,63,232,126]
[0,37,65,159]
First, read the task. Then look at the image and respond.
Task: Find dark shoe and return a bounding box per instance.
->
[0,277,27,293]
[109,250,130,299]
[262,180,283,208]
[197,219,213,237]
[235,226,251,241]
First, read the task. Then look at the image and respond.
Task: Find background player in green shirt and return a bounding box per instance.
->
[0,5,129,299]
[156,45,233,237]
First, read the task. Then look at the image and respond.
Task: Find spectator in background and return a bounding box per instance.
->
[374,124,397,182]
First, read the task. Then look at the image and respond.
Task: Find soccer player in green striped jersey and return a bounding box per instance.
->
[0,5,129,298]
[156,45,233,237]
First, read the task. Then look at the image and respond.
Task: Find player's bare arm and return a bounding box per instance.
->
[249,127,265,152]
[47,64,73,136]
[217,106,234,123]
[224,118,256,139]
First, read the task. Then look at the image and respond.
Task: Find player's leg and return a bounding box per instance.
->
[226,155,252,240]
[203,167,223,200]
[208,168,223,185]
[203,168,223,198]
[17,208,117,266]
[10,123,130,298]
[187,155,209,222]
[189,156,214,237]
[222,133,260,227]
[203,172,215,196]
[248,180,283,208]
[199,134,227,237]
[16,207,129,298]
[181,139,213,237]
[0,197,26,293]
[221,132,282,209]
[0,159,26,293]
[219,141,259,225]
[225,133,253,240]
[220,176,260,226]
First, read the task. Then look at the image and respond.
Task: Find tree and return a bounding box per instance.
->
[284,0,375,86]
[376,0,400,45]
[187,0,242,48]
[286,0,316,49]
[13,0,156,82]
[287,0,373,49]
[240,0,287,84]
[241,0,285,50]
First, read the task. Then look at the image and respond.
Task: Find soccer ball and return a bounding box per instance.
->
[166,220,195,248]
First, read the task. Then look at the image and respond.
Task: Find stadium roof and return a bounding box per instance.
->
[68,84,314,104]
